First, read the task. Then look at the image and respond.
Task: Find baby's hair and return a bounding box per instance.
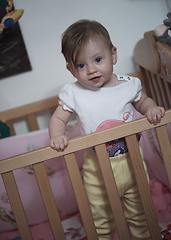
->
[61,19,114,68]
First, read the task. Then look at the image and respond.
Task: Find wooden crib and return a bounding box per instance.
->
[0,31,171,240]
[134,30,171,110]
[0,95,58,136]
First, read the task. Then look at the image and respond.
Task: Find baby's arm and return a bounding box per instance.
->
[49,105,72,151]
[133,91,165,125]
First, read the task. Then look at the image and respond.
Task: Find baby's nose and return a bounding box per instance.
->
[87,64,97,74]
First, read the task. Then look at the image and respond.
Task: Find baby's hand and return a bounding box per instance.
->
[49,135,69,151]
[145,106,165,125]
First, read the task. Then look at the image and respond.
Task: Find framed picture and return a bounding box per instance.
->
[0,4,32,80]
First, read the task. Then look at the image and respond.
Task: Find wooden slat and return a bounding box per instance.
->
[6,119,16,136]
[151,73,163,107]
[95,144,131,240]
[27,113,39,131]
[156,125,171,189]
[64,153,98,240]
[1,110,171,174]
[157,76,169,109]
[140,67,152,97]
[33,162,66,240]
[162,79,171,109]
[125,135,161,240]
[2,171,33,240]
[146,70,157,103]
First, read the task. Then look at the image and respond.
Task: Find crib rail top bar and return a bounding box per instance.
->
[0,95,59,121]
[0,109,171,174]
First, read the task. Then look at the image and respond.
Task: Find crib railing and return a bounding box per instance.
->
[139,66,171,110]
[0,95,58,135]
[134,31,171,110]
[0,109,171,240]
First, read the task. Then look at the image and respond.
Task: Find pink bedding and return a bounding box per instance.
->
[0,122,84,234]
[0,214,86,240]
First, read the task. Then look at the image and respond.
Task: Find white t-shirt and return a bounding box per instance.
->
[59,74,142,137]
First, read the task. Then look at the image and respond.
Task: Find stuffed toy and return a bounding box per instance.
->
[161,224,171,240]
[0,0,24,35]
[0,120,11,138]
[154,12,171,47]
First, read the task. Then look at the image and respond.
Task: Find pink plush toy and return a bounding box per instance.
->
[154,12,171,47]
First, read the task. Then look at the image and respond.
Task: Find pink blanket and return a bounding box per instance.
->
[0,214,86,240]
[0,123,85,234]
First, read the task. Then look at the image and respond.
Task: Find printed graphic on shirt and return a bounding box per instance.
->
[95,119,128,157]
[96,119,124,131]
[123,112,134,121]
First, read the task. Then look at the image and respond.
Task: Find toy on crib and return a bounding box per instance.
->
[161,224,171,240]
[0,0,24,35]
[154,12,171,47]
[0,120,11,138]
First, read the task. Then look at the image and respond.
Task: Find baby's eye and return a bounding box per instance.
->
[78,63,85,69]
[95,57,101,63]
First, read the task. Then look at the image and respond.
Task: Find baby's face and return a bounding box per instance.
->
[69,39,117,89]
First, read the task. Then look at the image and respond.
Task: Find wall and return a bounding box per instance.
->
[0,0,168,113]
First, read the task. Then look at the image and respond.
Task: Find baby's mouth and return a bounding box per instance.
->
[91,76,101,82]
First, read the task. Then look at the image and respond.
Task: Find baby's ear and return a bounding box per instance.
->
[66,64,74,76]
[112,47,117,65]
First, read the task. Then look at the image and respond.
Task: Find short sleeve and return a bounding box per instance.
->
[58,99,74,112]
[59,83,75,113]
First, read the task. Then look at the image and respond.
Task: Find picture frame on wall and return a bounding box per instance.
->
[0,4,32,80]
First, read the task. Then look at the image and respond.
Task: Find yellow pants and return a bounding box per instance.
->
[83,150,150,240]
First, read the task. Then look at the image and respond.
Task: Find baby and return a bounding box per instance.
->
[49,19,165,240]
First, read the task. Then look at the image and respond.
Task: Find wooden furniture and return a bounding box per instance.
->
[134,30,171,110]
[0,95,58,136]
[0,31,171,240]
[0,109,170,240]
